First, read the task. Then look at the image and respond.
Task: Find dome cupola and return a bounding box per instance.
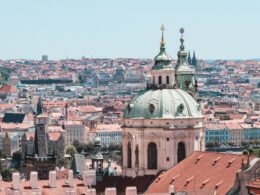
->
[149,25,176,89]
[175,28,197,96]
[153,25,172,70]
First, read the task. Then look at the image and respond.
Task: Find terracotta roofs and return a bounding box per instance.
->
[0,122,34,130]
[247,178,260,194]
[48,131,62,141]
[77,105,103,113]
[146,151,250,195]
[0,84,17,94]
[224,122,243,130]
[206,123,226,130]
[95,124,122,132]
[229,113,246,120]
[0,103,15,110]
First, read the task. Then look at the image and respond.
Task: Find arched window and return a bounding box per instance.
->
[158,76,162,85]
[166,76,170,84]
[153,76,155,84]
[135,145,139,166]
[148,142,157,169]
[177,142,186,163]
[127,142,132,168]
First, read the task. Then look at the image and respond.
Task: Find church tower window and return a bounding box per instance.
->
[127,142,132,168]
[177,142,186,163]
[158,76,162,84]
[148,142,157,169]
[166,76,169,84]
[135,145,139,166]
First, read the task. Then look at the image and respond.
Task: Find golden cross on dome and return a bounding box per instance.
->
[160,24,165,32]
[160,24,165,46]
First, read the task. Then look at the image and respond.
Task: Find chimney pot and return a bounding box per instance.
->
[169,184,174,194]
[12,172,20,190]
[126,186,137,195]
[30,171,38,189]
[65,189,76,195]
[105,187,117,195]
[68,169,73,187]
[86,188,96,195]
[49,171,56,188]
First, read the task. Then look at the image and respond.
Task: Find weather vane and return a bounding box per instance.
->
[180,28,185,50]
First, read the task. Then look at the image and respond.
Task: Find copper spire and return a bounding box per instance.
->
[160,24,165,48]
[180,28,185,51]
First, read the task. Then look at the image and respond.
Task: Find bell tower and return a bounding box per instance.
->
[175,28,198,98]
[148,25,176,89]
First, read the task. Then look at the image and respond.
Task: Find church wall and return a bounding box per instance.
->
[122,126,204,177]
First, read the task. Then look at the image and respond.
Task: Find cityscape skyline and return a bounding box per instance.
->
[0,0,260,60]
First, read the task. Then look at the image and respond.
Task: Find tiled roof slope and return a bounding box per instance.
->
[146,151,250,195]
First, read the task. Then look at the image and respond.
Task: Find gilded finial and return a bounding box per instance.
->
[160,24,165,47]
[180,28,185,50]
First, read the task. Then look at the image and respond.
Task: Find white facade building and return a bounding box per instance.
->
[64,121,89,145]
[94,124,122,146]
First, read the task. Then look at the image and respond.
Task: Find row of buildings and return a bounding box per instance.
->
[205,122,260,145]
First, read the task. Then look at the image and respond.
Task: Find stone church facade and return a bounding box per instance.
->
[122,27,204,177]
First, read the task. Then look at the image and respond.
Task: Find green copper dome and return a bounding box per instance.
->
[152,25,172,70]
[154,47,172,62]
[124,89,202,119]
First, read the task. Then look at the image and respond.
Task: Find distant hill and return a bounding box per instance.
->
[206,58,260,63]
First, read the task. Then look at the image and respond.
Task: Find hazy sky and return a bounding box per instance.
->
[0,0,259,60]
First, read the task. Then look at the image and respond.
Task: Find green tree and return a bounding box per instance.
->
[0,168,13,181]
[248,146,254,155]
[242,149,249,156]
[56,157,71,168]
[66,145,77,156]
[12,151,23,169]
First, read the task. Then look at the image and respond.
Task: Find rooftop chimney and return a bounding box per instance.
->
[126,186,137,195]
[32,192,42,195]
[13,191,20,195]
[83,170,96,186]
[68,169,74,187]
[65,189,76,195]
[49,171,57,188]
[12,172,20,190]
[30,171,38,189]
[86,188,96,195]
[169,184,174,195]
[105,187,117,195]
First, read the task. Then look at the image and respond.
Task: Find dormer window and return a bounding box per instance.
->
[178,103,184,113]
[148,104,155,114]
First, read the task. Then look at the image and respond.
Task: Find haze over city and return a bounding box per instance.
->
[0,0,260,60]
[0,1,260,195]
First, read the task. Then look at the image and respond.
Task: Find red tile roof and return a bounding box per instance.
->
[247,178,260,189]
[0,84,17,94]
[48,131,62,141]
[146,151,251,195]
